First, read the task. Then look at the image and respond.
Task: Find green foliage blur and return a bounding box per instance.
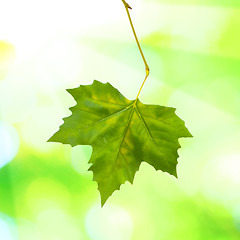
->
[0,0,240,239]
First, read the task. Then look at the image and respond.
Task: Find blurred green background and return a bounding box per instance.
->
[0,0,240,239]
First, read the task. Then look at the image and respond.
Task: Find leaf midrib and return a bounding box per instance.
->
[104,105,135,194]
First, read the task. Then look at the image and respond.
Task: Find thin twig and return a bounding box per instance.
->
[122,0,150,100]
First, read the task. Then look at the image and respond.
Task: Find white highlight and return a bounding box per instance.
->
[0,0,123,62]
[0,219,13,240]
[0,213,17,240]
[218,154,240,184]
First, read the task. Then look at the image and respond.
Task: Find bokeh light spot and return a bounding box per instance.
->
[0,41,16,80]
[0,121,19,168]
[36,208,82,240]
[233,205,240,232]
[0,213,17,240]
[25,178,71,214]
[0,219,13,240]
[85,204,133,240]
[71,146,92,176]
[0,74,37,123]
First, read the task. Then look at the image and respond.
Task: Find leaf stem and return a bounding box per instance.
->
[122,0,150,100]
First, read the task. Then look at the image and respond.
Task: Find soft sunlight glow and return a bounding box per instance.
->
[31,38,83,91]
[0,0,123,62]
[0,0,239,238]
[218,154,240,184]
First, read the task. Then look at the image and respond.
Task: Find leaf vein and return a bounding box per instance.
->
[139,113,176,130]
[135,106,169,164]
[77,104,134,129]
[120,151,132,181]
[71,107,102,119]
[89,97,130,107]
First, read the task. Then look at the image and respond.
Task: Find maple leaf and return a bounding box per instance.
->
[48,80,192,206]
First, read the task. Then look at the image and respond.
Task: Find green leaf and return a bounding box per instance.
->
[48,80,192,206]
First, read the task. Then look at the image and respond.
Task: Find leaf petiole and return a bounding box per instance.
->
[122,0,150,100]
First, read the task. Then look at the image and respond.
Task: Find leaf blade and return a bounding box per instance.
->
[48,80,192,205]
